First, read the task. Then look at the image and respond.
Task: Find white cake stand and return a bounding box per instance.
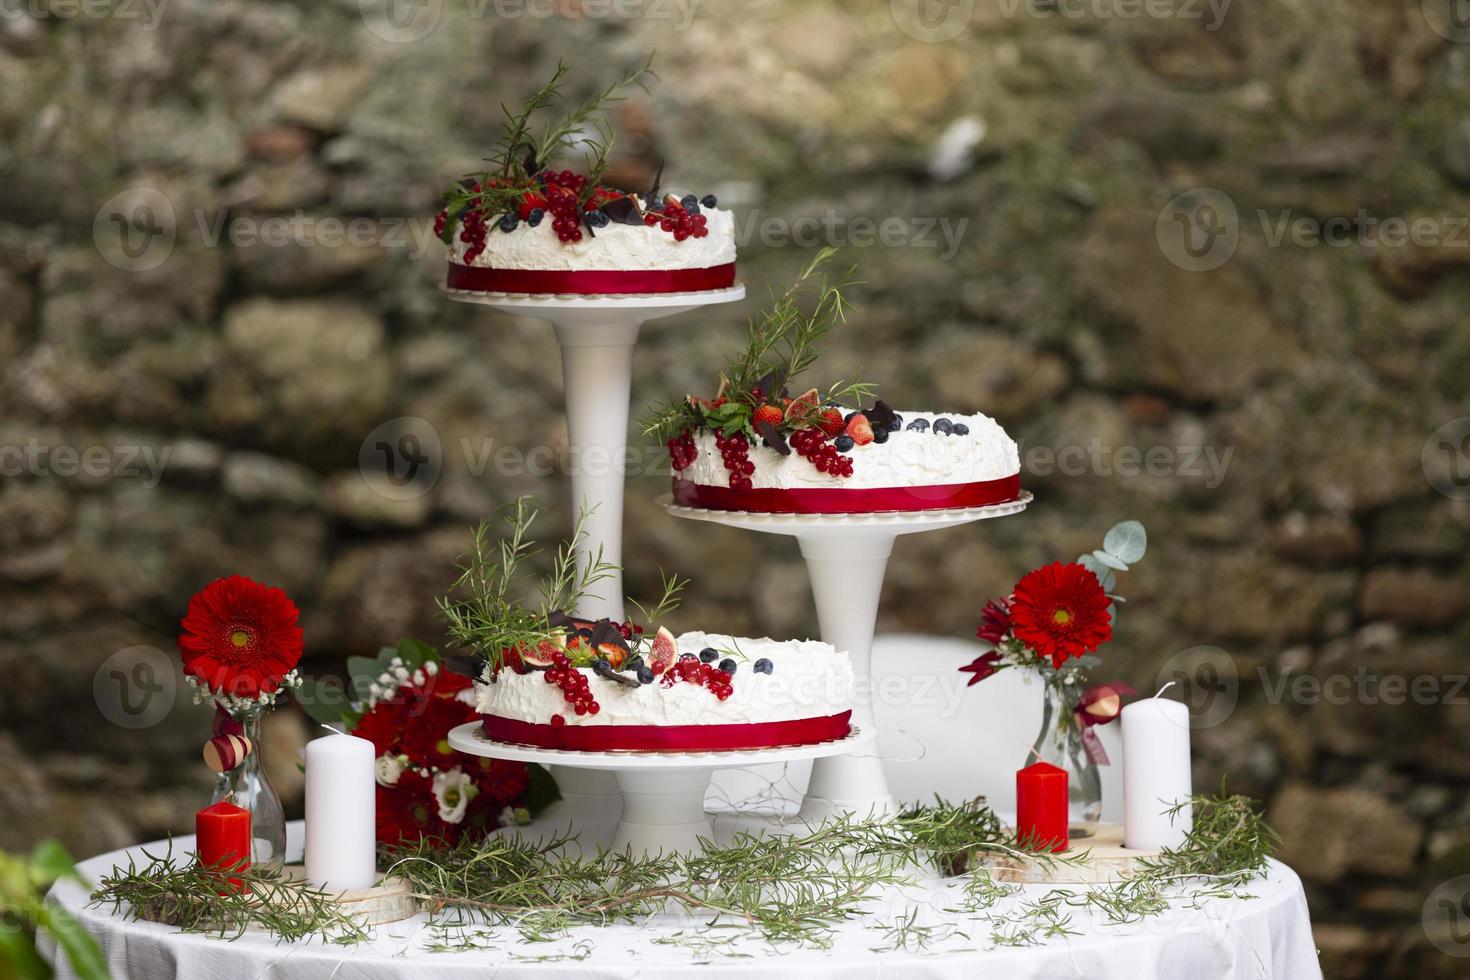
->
[660,493,1032,820]
[448,721,873,855]
[444,284,745,804]
[443,286,745,622]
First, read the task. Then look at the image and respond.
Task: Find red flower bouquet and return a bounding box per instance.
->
[179,575,304,708]
[959,521,1147,689]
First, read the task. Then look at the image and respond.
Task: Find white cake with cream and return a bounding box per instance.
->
[475,626,855,751]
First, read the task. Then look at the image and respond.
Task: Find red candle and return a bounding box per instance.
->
[196,800,251,891]
[1016,761,1069,853]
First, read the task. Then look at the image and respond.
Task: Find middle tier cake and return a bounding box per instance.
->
[475,627,855,752]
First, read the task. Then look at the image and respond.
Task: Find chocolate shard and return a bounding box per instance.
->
[518,144,542,176]
[647,160,665,205]
[601,196,644,226]
[547,610,576,631]
[442,652,487,680]
[587,619,629,651]
[592,659,641,688]
[866,399,898,431]
[756,420,791,456]
[751,369,787,403]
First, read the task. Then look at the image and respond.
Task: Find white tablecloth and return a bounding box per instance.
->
[50,817,1322,980]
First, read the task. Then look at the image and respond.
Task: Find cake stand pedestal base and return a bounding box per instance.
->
[662,495,1032,820]
[448,722,872,856]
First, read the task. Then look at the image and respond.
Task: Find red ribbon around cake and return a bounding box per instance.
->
[447,262,737,295]
[671,474,1022,514]
[481,711,852,752]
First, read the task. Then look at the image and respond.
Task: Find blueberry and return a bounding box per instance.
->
[526,208,545,227]
[592,657,610,671]
[933,417,954,435]
[680,652,698,663]
[833,434,854,452]
[699,647,719,663]
[844,411,858,424]
[952,423,970,436]
[680,194,700,215]
[887,417,902,433]
[718,658,737,674]
[585,210,610,228]
[701,194,718,209]
[906,418,929,432]
[753,658,773,674]
[636,666,654,684]
[498,213,519,232]
[872,427,889,444]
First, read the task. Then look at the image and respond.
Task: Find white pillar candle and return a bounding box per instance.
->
[305,731,376,890]
[1121,694,1193,850]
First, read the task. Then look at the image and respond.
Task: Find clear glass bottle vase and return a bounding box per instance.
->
[1026,679,1102,840]
[208,704,287,874]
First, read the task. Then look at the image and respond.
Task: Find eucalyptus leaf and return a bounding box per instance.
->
[1103,520,1147,564]
[345,656,382,692]
[1091,549,1130,572]
[1077,554,1117,592]
[296,677,354,727]
[395,639,436,671]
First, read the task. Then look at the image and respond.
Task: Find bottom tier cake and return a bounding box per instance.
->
[475,630,854,752]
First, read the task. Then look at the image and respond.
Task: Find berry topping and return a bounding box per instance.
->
[872,427,889,444]
[701,194,718,209]
[833,434,854,452]
[818,408,846,436]
[526,208,545,227]
[660,658,736,700]
[906,418,930,432]
[953,423,970,436]
[498,213,519,233]
[649,625,679,675]
[887,416,902,432]
[715,430,755,490]
[679,652,698,663]
[585,209,610,228]
[752,404,785,428]
[636,665,654,685]
[753,658,773,674]
[718,658,737,674]
[846,413,875,446]
[680,194,700,214]
[933,417,954,435]
[699,647,719,663]
[666,430,698,471]
[550,714,566,726]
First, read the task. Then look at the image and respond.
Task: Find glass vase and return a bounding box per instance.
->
[209,704,287,874]
[1026,679,1102,840]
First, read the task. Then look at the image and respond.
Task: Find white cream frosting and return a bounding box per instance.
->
[682,411,1020,490]
[449,201,736,272]
[475,632,854,728]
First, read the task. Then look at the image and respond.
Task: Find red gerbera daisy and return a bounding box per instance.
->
[375,770,450,846]
[1009,562,1112,669]
[178,575,303,699]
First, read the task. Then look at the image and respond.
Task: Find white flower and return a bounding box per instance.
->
[432,767,475,824]
[424,661,439,676]
[378,672,394,686]
[375,753,407,787]
[411,670,425,687]
[393,666,410,681]
[390,657,404,668]
[368,683,382,698]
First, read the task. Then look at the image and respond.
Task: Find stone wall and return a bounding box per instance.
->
[2,2,1469,975]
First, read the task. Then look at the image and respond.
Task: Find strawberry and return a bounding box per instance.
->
[517,191,548,220]
[583,186,623,211]
[752,404,785,428]
[846,413,875,445]
[818,408,845,436]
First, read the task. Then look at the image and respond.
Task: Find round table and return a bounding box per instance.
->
[49,817,1323,979]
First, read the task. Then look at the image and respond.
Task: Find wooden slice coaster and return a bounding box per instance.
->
[981,824,1161,884]
[278,866,420,926]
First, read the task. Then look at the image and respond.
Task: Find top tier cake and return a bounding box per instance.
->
[436,59,737,296]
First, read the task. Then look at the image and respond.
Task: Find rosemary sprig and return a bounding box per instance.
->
[91,845,370,945]
[437,497,618,673]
